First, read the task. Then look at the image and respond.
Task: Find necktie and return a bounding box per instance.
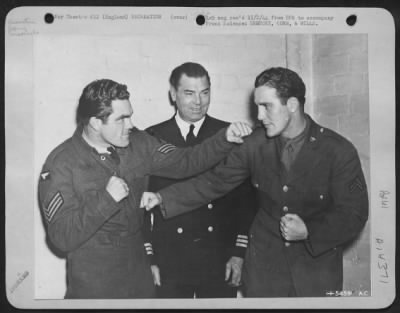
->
[281,143,294,171]
[186,124,196,146]
[107,146,120,165]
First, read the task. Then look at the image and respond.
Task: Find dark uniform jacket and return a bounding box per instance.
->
[144,115,257,290]
[158,115,369,297]
[38,125,234,299]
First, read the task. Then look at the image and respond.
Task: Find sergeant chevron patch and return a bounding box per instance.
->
[349,176,364,193]
[44,191,63,223]
[157,143,177,154]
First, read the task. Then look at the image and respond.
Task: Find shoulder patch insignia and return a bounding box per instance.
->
[349,176,364,193]
[157,143,177,154]
[44,191,63,223]
[40,171,50,180]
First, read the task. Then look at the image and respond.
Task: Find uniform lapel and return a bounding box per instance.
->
[261,136,282,177]
[196,115,214,143]
[169,116,187,146]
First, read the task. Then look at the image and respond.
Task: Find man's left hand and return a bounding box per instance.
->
[280,213,308,241]
[226,122,253,143]
[225,256,244,287]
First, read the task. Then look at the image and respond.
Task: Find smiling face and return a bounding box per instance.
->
[97,99,134,148]
[254,85,290,138]
[170,74,210,123]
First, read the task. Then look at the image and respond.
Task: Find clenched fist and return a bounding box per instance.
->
[226,122,253,143]
[280,213,308,241]
[106,176,129,202]
[140,192,162,211]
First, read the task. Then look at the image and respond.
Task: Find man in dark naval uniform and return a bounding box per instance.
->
[141,67,369,297]
[38,79,252,299]
[143,62,257,298]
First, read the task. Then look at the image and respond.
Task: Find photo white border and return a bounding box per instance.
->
[5,6,396,309]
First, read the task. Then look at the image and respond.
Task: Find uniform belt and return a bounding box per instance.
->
[96,232,134,247]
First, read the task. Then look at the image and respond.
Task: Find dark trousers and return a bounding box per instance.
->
[242,253,297,298]
[155,240,238,298]
[156,280,237,298]
[65,234,155,299]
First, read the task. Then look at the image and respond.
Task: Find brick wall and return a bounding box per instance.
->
[129,34,288,127]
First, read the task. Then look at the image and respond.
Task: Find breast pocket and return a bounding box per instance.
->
[251,174,273,192]
[75,174,108,193]
[252,177,275,211]
[83,179,105,191]
[296,184,331,217]
[120,161,147,179]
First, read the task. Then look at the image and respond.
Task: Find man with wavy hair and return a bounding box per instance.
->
[38,79,252,299]
[141,67,369,297]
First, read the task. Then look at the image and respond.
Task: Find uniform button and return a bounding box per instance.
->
[100,156,106,161]
[283,206,289,212]
[283,185,289,192]
[207,203,213,209]
[254,183,259,188]
[177,227,183,234]
[320,128,324,133]
[285,242,291,247]
[320,194,324,200]
[208,226,214,232]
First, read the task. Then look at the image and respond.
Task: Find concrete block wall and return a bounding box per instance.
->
[87,34,289,129]
[312,34,370,295]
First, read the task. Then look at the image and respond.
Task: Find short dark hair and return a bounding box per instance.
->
[169,62,211,89]
[255,67,306,107]
[76,79,130,126]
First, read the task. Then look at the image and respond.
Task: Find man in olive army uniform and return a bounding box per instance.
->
[141,67,369,297]
[38,79,252,299]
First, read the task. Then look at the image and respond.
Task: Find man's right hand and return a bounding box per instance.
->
[226,121,253,143]
[106,176,129,202]
[150,265,161,286]
[140,192,162,211]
